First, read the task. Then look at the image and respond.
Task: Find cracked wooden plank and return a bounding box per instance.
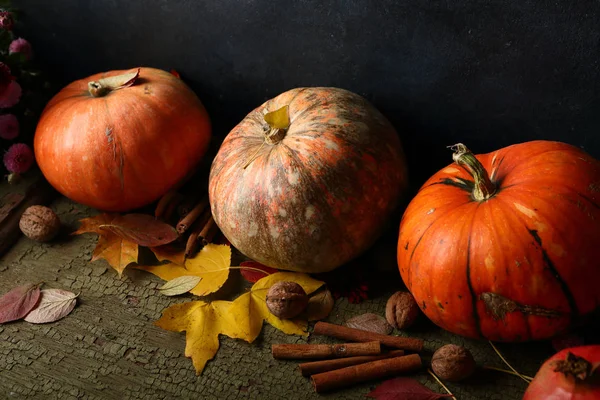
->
[0,194,571,400]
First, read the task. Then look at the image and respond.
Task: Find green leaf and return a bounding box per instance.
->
[264,105,290,129]
[158,276,202,296]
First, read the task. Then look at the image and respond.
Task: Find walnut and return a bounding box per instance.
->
[19,205,61,242]
[431,344,476,381]
[385,291,420,329]
[266,281,309,319]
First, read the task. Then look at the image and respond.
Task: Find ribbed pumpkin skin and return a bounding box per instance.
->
[34,67,211,212]
[209,87,408,273]
[397,140,600,342]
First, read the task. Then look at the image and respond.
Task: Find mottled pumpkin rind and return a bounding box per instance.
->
[397,140,600,342]
[34,67,212,212]
[209,87,409,273]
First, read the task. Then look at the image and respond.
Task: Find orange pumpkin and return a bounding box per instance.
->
[397,141,600,342]
[209,87,409,273]
[34,67,211,212]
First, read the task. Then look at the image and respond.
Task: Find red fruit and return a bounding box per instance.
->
[523,345,600,400]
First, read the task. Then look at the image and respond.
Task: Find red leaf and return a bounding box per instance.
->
[170,69,181,78]
[366,377,452,400]
[0,283,42,324]
[239,261,278,283]
[99,213,179,247]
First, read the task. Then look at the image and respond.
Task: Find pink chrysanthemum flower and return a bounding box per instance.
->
[0,11,13,31]
[0,81,21,108]
[0,114,19,139]
[3,143,34,174]
[9,38,33,60]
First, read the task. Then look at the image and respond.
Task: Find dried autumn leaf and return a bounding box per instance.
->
[97,68,140,90]
[239,261,278,283]
[228,272,325,341]
[99,213,178,247]
[150,244,186,265]
[73,214,138,275]
[155,300,243,375]
[154,272,325,375]
[24,289,78,324]
[306,288,335,321]
[264,105,290,129]
[0,283,42,324]
[345,313,392,335]
[135,244,231,296]
[366,377,452,400]
[158,276,202,296]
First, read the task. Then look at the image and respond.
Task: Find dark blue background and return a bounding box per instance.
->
[13,0,600,186]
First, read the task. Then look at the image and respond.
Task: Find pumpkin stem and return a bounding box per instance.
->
[263,105,290,145]
[87,68,141,98]
[450,143,496,201]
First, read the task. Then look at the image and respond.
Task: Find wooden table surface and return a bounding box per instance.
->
[0,182,591,400]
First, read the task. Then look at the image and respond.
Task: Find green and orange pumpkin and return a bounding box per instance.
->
[209,87,409,273]
[397,141,600,342]
[34,67,211,212]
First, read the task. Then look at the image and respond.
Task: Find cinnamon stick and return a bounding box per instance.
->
[272,342,381,360]
[299,349,405,376]
[199,216,218,245]
[155,191,184,221]
[311,353,422,393]
[176,198,208,234]
[313,322,424,352]
[184,209,213,258]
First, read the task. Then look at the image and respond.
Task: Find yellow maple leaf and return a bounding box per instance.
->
[230,272,326,341]
[73,214,138,275]
[154,300,241,375]
[155,271,326,375]
[135,244,231,296]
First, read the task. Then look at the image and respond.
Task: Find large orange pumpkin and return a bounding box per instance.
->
[397,141,600,342]
[34,67,211,212]
[209,87,409,273]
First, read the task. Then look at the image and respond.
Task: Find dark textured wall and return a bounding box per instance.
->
[13,0,600,186]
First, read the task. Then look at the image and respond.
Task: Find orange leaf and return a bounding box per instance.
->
[73,214,139,275]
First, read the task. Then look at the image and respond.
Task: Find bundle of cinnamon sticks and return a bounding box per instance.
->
[154,191,221,258]
[271,321,425,393]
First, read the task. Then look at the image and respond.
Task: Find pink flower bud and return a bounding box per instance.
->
[0,11,13,31]
[9,38,33,60]
[3,143,34,174]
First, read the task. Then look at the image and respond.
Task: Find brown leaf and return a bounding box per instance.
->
[99,213,178,247]
[366,377,452,400]
[97,68,140,90]
[24,289,78,324]
[345,313,392,335]
[0,283,42,324]
[150,245,186,265]
[306,289,334,321]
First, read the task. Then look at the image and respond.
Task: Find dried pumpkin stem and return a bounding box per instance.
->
[449,143,496,201]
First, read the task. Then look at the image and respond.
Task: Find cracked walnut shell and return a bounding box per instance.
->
[431,344,476,381]
[266,281,309,319]
[19,205,61,242]
[385,291,420,330]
